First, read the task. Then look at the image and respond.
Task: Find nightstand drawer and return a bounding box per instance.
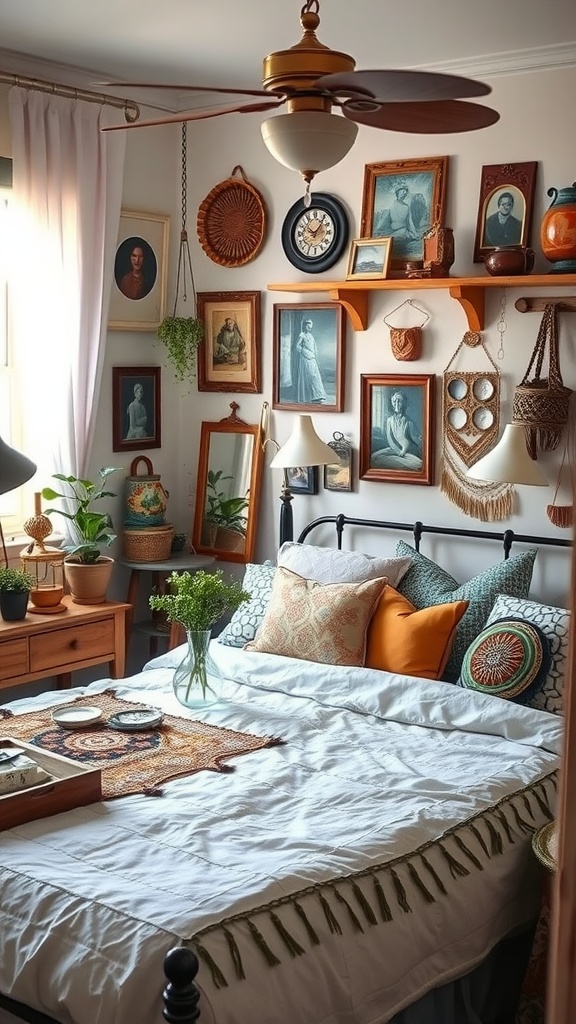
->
[30,618,115,673]
[0,639,29,681]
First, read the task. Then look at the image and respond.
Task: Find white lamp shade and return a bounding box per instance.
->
[261,111,358,175]
[467,423,548,486]
[270,415,338,469]
[0,436,36,495]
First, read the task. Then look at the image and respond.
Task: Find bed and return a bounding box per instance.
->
[0,517,570,1024]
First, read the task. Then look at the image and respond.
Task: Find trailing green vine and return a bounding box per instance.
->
[157,316,204,382]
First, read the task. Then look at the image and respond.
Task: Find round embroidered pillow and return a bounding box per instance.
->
[459,617,552,703]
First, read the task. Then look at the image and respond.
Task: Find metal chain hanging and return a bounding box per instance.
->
[496,289,507,361]
[171,122,197,316]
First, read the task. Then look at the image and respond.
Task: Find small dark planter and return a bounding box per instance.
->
[0,590,30,622]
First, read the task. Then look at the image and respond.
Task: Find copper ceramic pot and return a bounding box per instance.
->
[540,181,576,273]
[484,245,535,276]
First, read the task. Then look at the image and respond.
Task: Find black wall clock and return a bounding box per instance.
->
[281,192,349,273]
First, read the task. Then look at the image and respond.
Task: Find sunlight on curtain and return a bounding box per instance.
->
[7,89,126,485]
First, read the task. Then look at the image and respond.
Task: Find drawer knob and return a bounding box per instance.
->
[70,639,80,650]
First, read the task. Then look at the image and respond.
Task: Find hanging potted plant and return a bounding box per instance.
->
[0,566,34,622]
[41,467,118,605]
[157,123,204,383]
[149,569,250,708]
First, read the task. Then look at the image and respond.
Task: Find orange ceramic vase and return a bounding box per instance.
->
[540,181,576,273]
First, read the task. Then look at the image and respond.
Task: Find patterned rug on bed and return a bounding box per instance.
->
[0,690,284,799]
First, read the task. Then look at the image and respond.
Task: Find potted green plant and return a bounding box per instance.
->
[149,569,250,707]
[0,566,34,621]
[41,467,118,605]
[157,316,204,383]
[203,470,250,552]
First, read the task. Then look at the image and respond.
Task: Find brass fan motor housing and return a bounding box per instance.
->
[262,5,355,112]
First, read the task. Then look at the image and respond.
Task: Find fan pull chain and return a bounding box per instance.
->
[496,289,507,360]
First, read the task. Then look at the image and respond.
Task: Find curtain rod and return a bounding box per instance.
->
[0,70,140,122]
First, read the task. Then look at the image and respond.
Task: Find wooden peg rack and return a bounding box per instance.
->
[515,296,576,313]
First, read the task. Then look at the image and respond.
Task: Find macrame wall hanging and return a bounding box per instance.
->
[512,302,572,459]
[546,436,573,528]
[441,330,514,522]
[383,299,430,362]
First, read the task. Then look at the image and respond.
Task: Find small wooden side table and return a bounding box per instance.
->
[0,596,130,693]
[119,553,217,657]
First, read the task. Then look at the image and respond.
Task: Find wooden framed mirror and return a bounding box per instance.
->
[192,402,263,564]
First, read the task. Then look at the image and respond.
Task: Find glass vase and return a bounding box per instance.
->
[172,629,219,709]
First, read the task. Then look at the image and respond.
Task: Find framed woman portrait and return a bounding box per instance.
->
[360,157,448,272]
[346,237,393,280]
[359,374,435,485]
[109,211,169,330]
[273,302,345,413]
[197,291,261,393]
[287,466,319,495]
[112,366,161,453]
[473,162,537,262]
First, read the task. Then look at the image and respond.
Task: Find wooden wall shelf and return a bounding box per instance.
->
[267,273,576,332]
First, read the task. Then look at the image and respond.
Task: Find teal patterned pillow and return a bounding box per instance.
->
[218,561,276,647]
[395,541,537,682]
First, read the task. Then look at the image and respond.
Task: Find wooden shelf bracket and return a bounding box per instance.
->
[448,285,485,332]
[327,287,369,331]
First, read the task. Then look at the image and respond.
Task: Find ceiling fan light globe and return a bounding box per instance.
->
[261,111,358,177]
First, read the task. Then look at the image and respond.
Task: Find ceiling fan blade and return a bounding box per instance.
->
[318,69,492,102]
[97,82,278,99]
[343,99,499,133]
[102,98,285,132]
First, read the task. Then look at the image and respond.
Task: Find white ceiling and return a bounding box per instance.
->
[0,0,575,112]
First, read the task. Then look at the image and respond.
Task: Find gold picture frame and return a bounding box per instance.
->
[360,157,448,273]
[346,237,393,280]
[197,291,261,394]
[109,210,169,331]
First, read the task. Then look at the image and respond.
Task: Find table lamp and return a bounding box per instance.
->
[0,435,37,566]
[467,423,548,486]
[269,414,338,546]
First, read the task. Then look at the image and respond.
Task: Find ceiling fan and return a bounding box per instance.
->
[103,0,499,196]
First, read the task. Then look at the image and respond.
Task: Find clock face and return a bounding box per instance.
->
[282,193,349,273]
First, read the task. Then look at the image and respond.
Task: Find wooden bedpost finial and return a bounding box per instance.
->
[163,946,200,1023]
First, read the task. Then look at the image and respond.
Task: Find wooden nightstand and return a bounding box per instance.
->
[0,597,130,692]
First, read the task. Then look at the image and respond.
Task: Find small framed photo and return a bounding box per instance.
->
[273,302,345,413]
[359,374,435,485]
[346,237,393,281]
[112,366,161,452]
[323,433,353,492]
[360,157,448,271]
[473,162,538,263]
[109,210,169,330]
[287,466,319,495]
[197,291,261,393]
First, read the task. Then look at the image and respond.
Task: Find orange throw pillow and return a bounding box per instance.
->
[366,587,469,680]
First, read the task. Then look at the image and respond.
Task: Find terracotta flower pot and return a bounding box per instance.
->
[64,556,114,605]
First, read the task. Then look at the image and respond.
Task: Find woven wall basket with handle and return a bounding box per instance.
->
[512,303,572,459]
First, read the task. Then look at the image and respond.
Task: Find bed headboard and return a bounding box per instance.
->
[297,514,572,560]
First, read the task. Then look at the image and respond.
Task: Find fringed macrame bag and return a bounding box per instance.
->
[512,303,572,459]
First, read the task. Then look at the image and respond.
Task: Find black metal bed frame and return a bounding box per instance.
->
[0,515,571,1024]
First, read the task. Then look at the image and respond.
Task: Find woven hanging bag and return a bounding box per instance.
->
[512,303,572,459]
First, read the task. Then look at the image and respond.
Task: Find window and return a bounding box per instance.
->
[0,160,28,539]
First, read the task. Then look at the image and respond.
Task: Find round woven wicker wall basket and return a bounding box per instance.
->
[197,165,267,267]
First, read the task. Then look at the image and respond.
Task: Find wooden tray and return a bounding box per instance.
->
[0,736,101,830]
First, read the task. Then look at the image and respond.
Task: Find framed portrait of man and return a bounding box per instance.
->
[473,162,537,262]
[359,373,435,485]
[197,291,261,393]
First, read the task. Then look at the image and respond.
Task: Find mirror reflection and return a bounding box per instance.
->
[192,404,263,564]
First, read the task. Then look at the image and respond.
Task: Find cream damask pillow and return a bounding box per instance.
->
[245,567,387,666]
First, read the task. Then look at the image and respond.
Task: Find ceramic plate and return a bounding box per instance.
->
[107,709,164,732]
[52,706,104,729]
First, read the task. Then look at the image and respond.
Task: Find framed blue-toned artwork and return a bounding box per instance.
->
[360,373,435,485]
[272,302,345,413]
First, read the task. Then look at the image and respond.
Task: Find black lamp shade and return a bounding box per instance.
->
[0,436,37,496]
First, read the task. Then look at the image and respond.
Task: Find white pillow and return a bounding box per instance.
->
[277,542,412,587]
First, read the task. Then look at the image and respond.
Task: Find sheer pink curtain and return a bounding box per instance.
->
[7,88,125,480]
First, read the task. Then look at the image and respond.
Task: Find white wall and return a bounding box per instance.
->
[2,65,575,612]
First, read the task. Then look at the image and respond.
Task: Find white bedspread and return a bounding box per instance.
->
[0,642,561,1024]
